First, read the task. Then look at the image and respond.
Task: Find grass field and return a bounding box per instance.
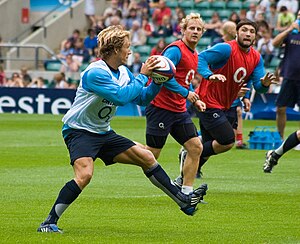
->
[0,113,299,243]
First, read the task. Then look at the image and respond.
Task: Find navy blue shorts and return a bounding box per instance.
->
[275,79,300,108]
[64,129,135,166]
[198,108,236,145]
[145,104,198,147]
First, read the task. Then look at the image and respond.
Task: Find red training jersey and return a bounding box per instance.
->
[196,40,261,110]
[151,40,198,112]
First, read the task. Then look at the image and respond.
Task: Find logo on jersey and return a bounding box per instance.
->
[102,99,115,106]
[185,69,196,85]
[233,67,247,84]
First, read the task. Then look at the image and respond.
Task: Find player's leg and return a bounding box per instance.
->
[275,78,296,139]
[38,130,99,233]
[197,109,235,169]
[263,130,300,173]
[235,105,247,149]
[276,106,287,139]
[112,141,207,216]
[171,122,202,194]
[144,104,171,159]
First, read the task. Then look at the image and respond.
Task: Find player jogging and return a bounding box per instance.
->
[145,13,206,196]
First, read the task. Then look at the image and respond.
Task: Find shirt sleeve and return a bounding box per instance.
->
[197,43,232,79]
[82,67,149,106]
[249,56,269,94]
[132,80,162,106]
[161,45,189,98]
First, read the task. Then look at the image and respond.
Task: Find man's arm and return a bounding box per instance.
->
[273,21,299,47]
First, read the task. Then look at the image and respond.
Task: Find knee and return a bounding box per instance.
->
[142,149,157,167]
[215,141,234,153]
[186,141,203,156]
[76,170,93,189]
[277,107,286,114]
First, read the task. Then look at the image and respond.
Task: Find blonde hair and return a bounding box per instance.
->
[97,25,130,59]
[180,12,206,33]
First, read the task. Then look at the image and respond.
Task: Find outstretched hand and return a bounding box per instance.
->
[260,72,278,87]
[208,74,226,82]
[237,84,250,97]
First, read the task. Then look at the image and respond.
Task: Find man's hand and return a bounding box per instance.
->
[187,91,199,103]
[140,56,161,77]
[208,74,226,82]
[194,99,206,112]
[243,98,251,112]
[260,72,278,87]
[237,84,250,97]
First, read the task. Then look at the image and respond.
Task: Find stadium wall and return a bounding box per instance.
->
[0,0,31,41]
[0,87,299,120]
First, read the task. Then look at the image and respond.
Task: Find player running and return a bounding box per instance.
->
[175,19,277,185]
[37,25,207,233]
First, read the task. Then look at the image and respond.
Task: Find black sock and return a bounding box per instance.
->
[44,179,82,224]
[198,141,215,168]
[145,164,187,207]
[202,141,216,157]
[275,131,300,158]
[282,131,300,153]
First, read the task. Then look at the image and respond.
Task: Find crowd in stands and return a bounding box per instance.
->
[0,0,299,92]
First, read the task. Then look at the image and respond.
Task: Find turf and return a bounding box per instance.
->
[0,113,299,243]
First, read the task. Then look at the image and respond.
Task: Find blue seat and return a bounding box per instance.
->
[226,1,243,11]
[44,61,62,71]
[211,1,226,10]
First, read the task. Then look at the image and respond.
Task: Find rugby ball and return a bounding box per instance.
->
[151,55,176,83]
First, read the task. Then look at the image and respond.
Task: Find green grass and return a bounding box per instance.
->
[0,114,299,243]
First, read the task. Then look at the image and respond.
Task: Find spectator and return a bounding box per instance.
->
[142,15,154,37]
[0,65,7,86]
[276,6,295,32]
[277,0,299,15]
[239,9,247,22]
[51,72,69,89]
[66,29,81,49]
[6,72,24,87]
[128,52,143,76]
[150,38,167,56]
[57,39,72,60]
[172,8,186,39]
[27,77,47,88]
[152,0,172,27]
[256,19,270,41]
[246,3,257,22]
[70,38,90,65]
[124,8,141,30]
[103,0,121,26]
[85,0,96,28]
[129,20,147,46]
[266,3,279,34]
[152,15,173,38]
[257,30,275,67]
[60,54,80,73]
[203,11,222,39]
[20,66,32,87]
[94,17,106,34]
[84,28,98,56]
[229,11,241,25]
